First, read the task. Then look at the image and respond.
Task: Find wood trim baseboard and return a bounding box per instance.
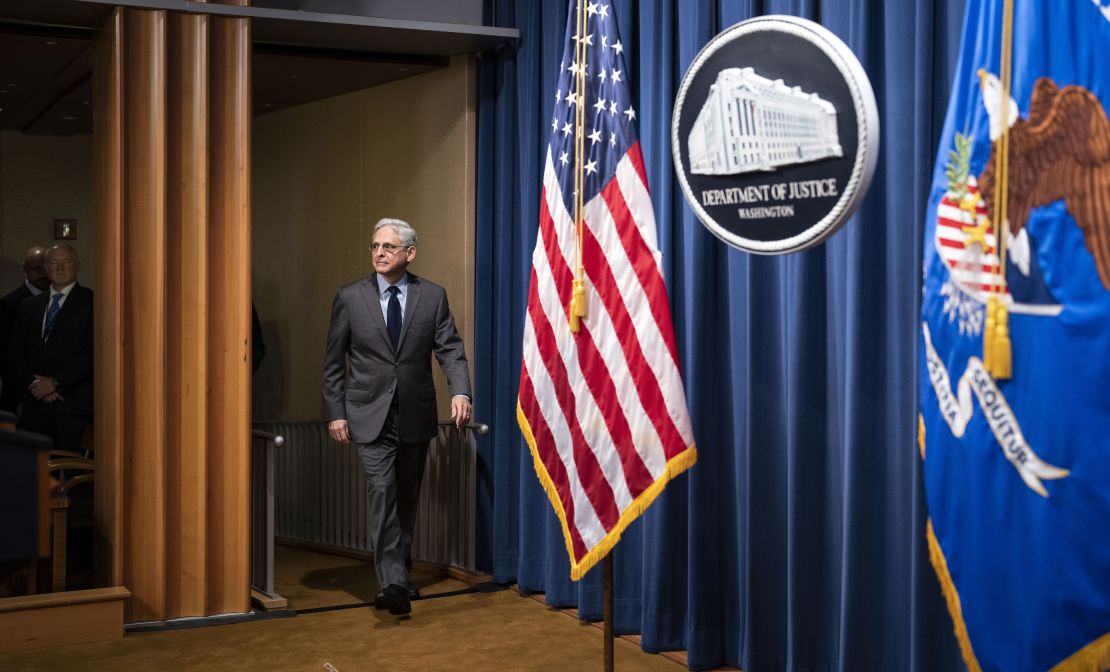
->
[0,586,130,653]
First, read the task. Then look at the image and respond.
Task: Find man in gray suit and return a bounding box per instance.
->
[321,218,472,616]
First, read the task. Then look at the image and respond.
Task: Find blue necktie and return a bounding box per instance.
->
[44,293,63,339]
[386,286,402,348]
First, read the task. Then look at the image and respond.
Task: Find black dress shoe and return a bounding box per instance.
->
[373,584,411,616]
[407,585,420,600]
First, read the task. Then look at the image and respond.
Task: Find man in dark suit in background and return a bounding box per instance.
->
[7,244,93,454]
[0,246,50,413]
[321,218,472,617]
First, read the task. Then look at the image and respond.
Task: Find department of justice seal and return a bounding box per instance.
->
[672,16,879,254]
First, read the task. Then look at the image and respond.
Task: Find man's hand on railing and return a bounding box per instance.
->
[450,395,472,429]
[437,419,489,435]
[327,419,350,444]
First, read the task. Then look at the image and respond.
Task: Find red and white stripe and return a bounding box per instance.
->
[518,142,696,578]
[935,181,1009,298]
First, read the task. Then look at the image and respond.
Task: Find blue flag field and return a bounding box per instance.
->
[920,1,1110,670]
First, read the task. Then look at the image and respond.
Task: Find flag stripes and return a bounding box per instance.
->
[520,145,696,579]
[520,0,695,580]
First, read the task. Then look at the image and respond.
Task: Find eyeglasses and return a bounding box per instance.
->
[369,242,409,255]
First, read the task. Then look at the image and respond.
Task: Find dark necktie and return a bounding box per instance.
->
[44,293,64,339]
[386,286,402,348]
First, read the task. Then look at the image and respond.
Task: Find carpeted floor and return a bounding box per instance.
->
[269,544,471,610]
[0,546,687,671]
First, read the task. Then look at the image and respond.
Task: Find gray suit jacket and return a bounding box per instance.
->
[321,272,471,444]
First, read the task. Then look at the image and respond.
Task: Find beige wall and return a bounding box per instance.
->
[252,55,476,421]
[0,130,95,292]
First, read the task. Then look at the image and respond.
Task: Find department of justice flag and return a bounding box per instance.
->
[920,1,1110,670]
[517,0,696,581]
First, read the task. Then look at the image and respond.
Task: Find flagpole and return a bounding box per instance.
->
[604,553,614,672]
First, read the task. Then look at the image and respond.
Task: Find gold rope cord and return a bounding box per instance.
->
[985,0,1014,378]
[569,0,588,332]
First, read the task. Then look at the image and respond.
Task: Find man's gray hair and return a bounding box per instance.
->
[374,218,417,248]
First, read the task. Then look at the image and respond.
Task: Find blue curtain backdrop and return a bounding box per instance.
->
[475,1,969,669]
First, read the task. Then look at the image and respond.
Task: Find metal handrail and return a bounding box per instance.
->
[251,429,285,447]
[437,420,489,435]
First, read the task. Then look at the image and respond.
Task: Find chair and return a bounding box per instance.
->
[43,453,94,592]
[0,423,52,596]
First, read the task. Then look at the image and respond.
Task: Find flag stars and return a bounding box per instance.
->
[555,89,562,104]
[609,131,617,146]
[559,151,570,166]
[598,69,607,83]
[585,159,598,174]
[552,117,559,132]
[562,121,574,136]
[612,40,623,56]
[565,91,579,108]
[587,1,599,16]
[593,97,607,113]
[589,128,602,144]
[609,100,619,115]
[611,69,622,83]
[599,3,609,18]
[623,105,636,121]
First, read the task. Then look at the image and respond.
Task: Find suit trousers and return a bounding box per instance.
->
[20,401,91,455]
[355,404,429,591]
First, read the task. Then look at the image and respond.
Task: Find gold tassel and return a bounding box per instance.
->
[569,275,587,333]
[992,302,1012,380]
[983,297,998,372]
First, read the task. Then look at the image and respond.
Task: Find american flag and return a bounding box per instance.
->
[517,0,696,580]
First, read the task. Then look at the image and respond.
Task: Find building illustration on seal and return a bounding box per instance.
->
[688,67,843,175]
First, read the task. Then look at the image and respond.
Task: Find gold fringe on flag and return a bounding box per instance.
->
[517,401,697,581]
[928,518,1110,671]
[1049,632,1110,672]
[926,520,983,672]
[918,413,926,461]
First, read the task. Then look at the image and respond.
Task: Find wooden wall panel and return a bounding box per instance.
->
[166,12,209,619]
[92,3,251,622]
[206,13,251,616]
[121,8,167,623]
[92,7,125,591]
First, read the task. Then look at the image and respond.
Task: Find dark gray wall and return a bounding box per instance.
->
[253,0,484,26]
